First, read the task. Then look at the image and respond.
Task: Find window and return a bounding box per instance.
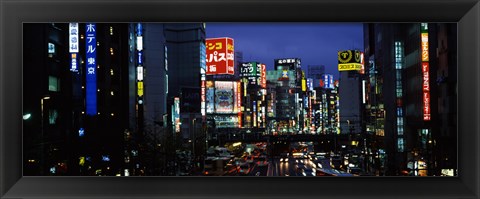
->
[397,138,404,152]
[48,43,55,54]
[48,76,60,92]
[49,109,58,124]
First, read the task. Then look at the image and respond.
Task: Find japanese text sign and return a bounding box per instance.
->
[206,38,234,75]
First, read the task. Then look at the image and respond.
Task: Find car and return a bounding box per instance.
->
[301,167,316,176]
[237,163,251,175]
[245,155,254,164]
[256,156,268,167]
[295,162,306,171]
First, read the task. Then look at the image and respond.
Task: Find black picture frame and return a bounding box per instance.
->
[1,0,479,198]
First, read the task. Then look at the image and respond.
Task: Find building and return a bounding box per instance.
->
[307,65,326,88]
[363,23,457,176]
[23,23,131,176]
[273,58,305,132]
[338,70,362,136]
[266,69,297,134]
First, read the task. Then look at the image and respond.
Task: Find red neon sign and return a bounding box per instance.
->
[206,37,234,75]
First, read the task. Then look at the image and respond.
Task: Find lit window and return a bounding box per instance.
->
[48,43,55,54]
[397,138,404,152]
[49,109,58,124]
[48,76,60,92]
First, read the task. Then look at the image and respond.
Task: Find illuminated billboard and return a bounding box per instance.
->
[212,115,239,128]
[260,64,267,88]
[206,37,234,75]
[323,74,334,89]
[338,50,362,71]
[240,62,258,77]
[69,23,79,53]
[307,78,313,91]
[137,81,144,97]
[172,97,180,133]
[215,81,234,113]
[85,23,97,115]
[274,58,301,71]
[206,81,215,114]
[70,53,78,72]
[421,23,431,121]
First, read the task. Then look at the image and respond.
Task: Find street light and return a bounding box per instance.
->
[40,95,50,175]
[23,113,32,120]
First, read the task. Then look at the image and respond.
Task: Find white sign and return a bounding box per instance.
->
[69,23,79,53]
[137,36,143,51]
[137,66,144,81]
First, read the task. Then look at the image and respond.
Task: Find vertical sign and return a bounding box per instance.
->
[69,23,79,53]
[253,101,257,127]
[307,78,313,91]
[136,23,144,103]
[85,23,97,115]
[201,80,206,117]
[206,37,234,75]
[200,42,207,117]
[69,23,79,72]
[422,63,430,120]
[360,52,365,74]
[421,23,430,121]
[261,64,267,88]
[233,82,238,113]
[173,97,181,133]
[71,53,78,72]
[237,81,242,128]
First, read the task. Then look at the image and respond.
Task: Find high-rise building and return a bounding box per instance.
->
[307,65,326,87]
[23,23,131,176]
[363,23,457,176]
[339,70,362,136]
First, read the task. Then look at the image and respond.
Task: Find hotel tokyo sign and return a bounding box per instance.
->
[338,50,362,71]
[85,23,97,115]
[206,37,234,75]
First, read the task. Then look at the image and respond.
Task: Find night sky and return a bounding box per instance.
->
[206,22,364,80]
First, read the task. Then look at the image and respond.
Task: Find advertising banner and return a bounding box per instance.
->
[173,97,180,133]
[70,53,78,72]
[240,62,258,77]
[137,81,144,97]
[274,58,301,70]
[421,23,430,121]
[213,115,239,128]
[421,34,429,62]
[85,23,97,115]
[206,37,234,75]
[338,50,362,71]
[215,81,234,113]
[261,64,267,88]
[206,81,215,114]
[323,74,334,89]
[69,23,79,53]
